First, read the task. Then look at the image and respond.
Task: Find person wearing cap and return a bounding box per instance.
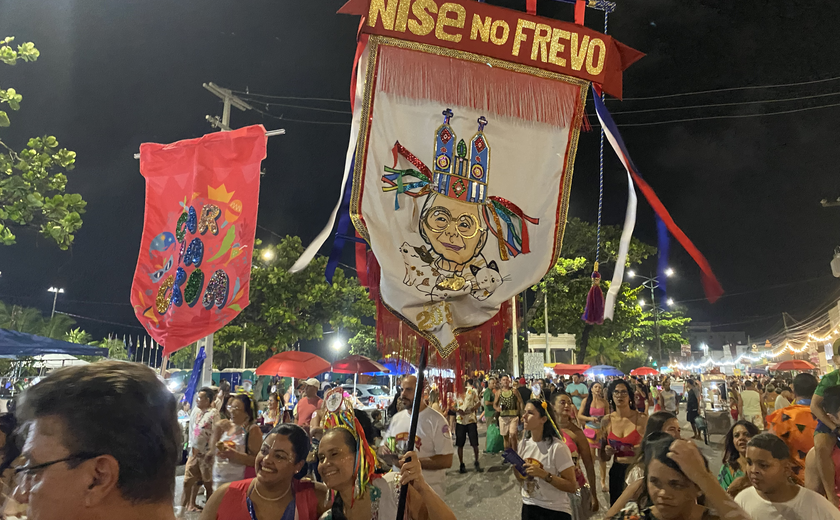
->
[294,378,323,435]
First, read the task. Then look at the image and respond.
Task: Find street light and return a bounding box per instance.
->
[331,339,343,352]
[627,269,675,367]
[47,287,64,319]
[261,248,276,262]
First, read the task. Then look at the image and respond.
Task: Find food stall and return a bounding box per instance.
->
[700,373,732,435]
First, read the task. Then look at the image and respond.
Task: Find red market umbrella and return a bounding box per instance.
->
[553,363,591,375]
[331,354,390,374]
[630,367,659,376]
[771,359,815,371]
[255,351,330,379]
[332,354,390,396]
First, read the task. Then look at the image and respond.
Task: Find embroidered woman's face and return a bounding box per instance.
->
[421,194,486,266]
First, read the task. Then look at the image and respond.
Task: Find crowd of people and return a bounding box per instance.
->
[2,356,840,519]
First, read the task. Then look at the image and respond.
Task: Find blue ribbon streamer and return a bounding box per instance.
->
[325,151,357,284]
[181,346,206,405]
[657,217,670,297]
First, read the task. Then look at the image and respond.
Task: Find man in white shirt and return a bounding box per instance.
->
[736,432,840,520]
[566,374,589,409]
[740,380,765,429]
[379,374,454,496]
[774,384,792,410]
[658,377,678,414]
[455,379,482,474]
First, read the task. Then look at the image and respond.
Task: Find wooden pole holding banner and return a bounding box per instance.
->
[396,340,429,520]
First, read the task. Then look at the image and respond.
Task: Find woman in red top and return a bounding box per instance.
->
[201,423,330,520]
[602,379,647,507]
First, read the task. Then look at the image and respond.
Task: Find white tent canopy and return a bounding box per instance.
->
[32,354,89,369]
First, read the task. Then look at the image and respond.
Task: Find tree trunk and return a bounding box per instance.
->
[523,290,546,326]
[578,324,593,364]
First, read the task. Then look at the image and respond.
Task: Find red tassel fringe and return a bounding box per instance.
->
[377,45,580,129]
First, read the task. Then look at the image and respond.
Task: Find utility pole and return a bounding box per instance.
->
[544,292,551,363]
[241,323,248,370]
[511,295,520,378]
[202,82,253,131]
[193,83,255,383]
[649,276,662,363]
[782,312,789,343]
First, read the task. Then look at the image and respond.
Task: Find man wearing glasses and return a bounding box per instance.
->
[12,360,181,520]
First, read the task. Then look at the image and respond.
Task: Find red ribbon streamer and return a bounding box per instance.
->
[574,0,586,25]
[355,230,368,287]
[526,0,537,15]
[629,172,724,303]
[391,142,434,179]
[489,196,539,255]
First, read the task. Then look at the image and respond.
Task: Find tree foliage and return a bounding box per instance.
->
[64,327,92,345]
[583,336,622,366]
[0,301,76,339]
[0,37,86,249]
[212,237,375,369]
[95,338,128,360]
[348,326,378,360]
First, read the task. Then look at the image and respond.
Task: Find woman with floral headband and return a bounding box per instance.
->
[317,405,456,520]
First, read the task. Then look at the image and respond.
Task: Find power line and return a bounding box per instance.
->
[240,98,352,115]
[706,315,781,328]
[605,90,840,115]
[611,74,840,101]
[250,105,351,126]
[231,90,350,104]
[56,311,146,330]
[591,100,840,127]
[675,275,836,303]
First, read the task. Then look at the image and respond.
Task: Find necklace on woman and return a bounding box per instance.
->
[253,481,292,502]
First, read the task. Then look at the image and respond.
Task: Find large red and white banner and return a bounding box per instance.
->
[130,125,266,355]
[351,37,586,357]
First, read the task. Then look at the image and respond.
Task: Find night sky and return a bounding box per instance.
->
[2,0,840,351]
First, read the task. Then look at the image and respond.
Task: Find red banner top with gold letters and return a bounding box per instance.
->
[339,0,643,99]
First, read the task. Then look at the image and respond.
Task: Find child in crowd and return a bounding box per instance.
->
[736,432,840,519]
[810,343,840,507]
[306,426,324,481]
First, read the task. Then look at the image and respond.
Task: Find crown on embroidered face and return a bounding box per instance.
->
[432,109,490,204]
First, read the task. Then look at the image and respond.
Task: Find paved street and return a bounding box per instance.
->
[175,407,725,519]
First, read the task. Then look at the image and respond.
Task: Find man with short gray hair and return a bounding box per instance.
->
[13,360,181,520]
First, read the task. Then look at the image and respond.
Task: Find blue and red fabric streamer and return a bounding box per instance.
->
[591,84,723,305]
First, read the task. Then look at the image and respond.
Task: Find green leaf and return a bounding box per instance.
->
[0,111,8,127]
